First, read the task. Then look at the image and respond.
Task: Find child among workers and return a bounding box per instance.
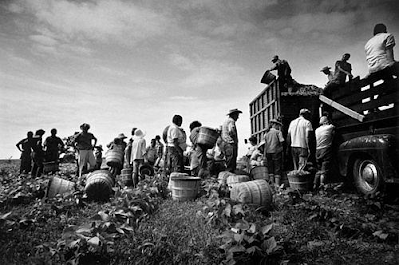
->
[263,119,285,186]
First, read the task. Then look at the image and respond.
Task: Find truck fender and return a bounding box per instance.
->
[337,134,398,180]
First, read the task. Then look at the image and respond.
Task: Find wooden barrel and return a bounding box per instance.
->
[218,171,234,186]
[226,175,250,190]
[120,167,133,187]
[287,170,311,191]
[250,166,269,181]
[230,179,273,207]
[85,170,114,201]
[196,127,219,149]
[105,147,124,167]
[43,161,59,174]
[170,176,201,201]
[46,176,75,198]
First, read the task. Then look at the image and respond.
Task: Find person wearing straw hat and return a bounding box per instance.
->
[220,108,242,172]
[130,129,146,187]
[286,109,314,171]
[74,123,97,178]
[314,116,335,190]
[263,119,284,185]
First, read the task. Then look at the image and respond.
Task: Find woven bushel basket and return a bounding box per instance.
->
[230,179,273,207]
[170,176,201,202]
[196,127,219,149]
[85,170,114,201]
[226,175,250,190]
[218,171,234,186]
[46,176,75,198]
[120,168,133,187]
[43,161,59,173]
[105,147,124,167]
[287,170,311,191]
[250,166,269,181]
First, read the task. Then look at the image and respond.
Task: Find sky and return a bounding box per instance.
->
[1,0,398,159]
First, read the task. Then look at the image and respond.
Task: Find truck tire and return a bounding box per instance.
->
[353,158,383,195]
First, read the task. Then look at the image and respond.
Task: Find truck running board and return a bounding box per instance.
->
[319,95,365,122]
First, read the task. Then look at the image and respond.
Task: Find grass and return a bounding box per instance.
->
[1,160,399,264]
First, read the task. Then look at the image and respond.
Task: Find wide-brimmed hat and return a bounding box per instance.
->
[320,66,331,72]
[117,133,127,139]
[80,123,90,130]
[271,55,279,62]
[227,108,243,116]
[95,145,103,151]
[299,108,311,115]
[35,129,45,136]
[134,129,146,138]
[270,119,283,126]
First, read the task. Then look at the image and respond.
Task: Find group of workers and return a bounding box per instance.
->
[16,23,396,189]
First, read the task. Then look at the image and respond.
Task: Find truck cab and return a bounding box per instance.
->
[327,69,399,195]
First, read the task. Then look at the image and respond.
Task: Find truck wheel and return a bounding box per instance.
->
[353,158,382,195]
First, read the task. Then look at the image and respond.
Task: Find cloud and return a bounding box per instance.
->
[7,0,170,53]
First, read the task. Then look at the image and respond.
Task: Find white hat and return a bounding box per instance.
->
[134,129,145,138]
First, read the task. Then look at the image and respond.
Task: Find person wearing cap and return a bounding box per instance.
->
[334,53,353,84]
[365,23,397,74]
[166,115,187,173]
[31,129,46,178]
[74,123,97,178]
[269,55,293,92]
[130,129,146,187]
[263,119,285,185]
[16,131,34,174]
[43,128,65,163]
[314,116,335,190]
[94,145,103,170]
[286,109,314,171]
[221,108,242,172]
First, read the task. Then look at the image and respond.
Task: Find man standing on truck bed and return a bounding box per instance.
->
[334,53,353,85]
[286,109,314,171]
[269,55,293,92]
[221,108,242,172]
[365,23,397,75]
